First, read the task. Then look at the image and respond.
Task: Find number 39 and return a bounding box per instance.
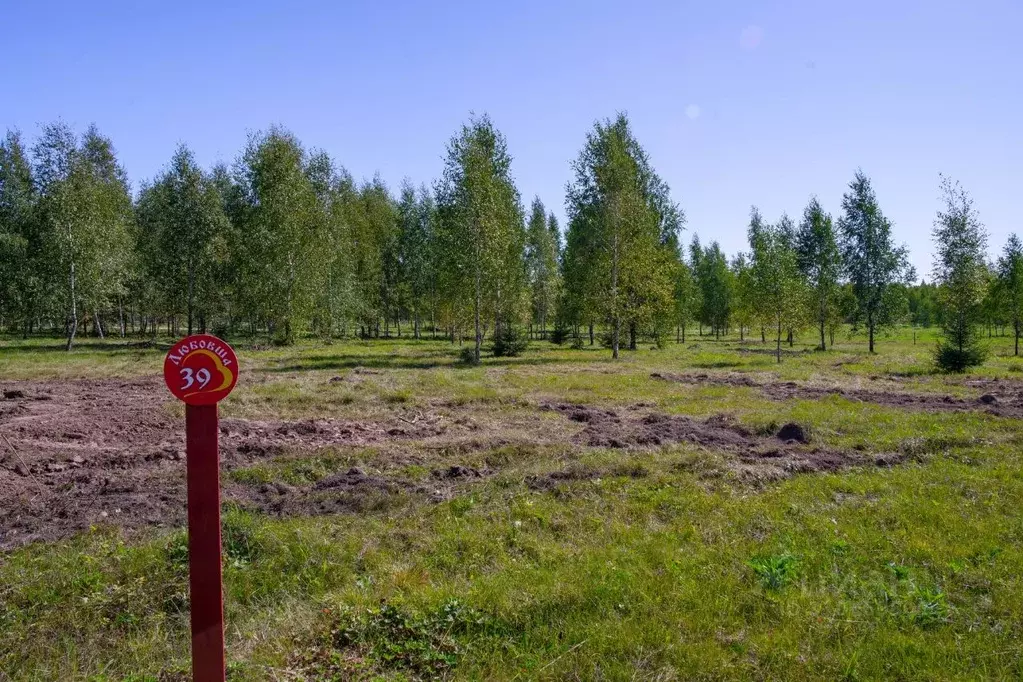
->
[180,367,211,391]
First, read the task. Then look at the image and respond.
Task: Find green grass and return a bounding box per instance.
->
[3,325,1023,679]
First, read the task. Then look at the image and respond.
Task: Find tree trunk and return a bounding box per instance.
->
[868,314,875,353]
[776,320,782,364]
[681,324,686,344]
[787,328,793,347]
[94,309,105,339]
[761,327,765,343]
[187,263,194,336]
[612,320,619,359]
[118,298,125,338]
[474,267,482,364]
[65,246,77,352]
[589,324,594,346]
[819,320,826,351]
[677,325,680,344]
[629,322,636,351]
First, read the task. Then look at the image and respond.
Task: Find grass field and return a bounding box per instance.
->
[2,327,1023,680]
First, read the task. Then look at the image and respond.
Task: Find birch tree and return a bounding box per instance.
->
[435,114,524,363]
[838,171,913,353]
[997,235,1023,356]
[564,114,680,358]
[796,196,842,349]
[525,197,561,339]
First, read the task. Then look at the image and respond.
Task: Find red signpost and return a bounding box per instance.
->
[163,334,239,682]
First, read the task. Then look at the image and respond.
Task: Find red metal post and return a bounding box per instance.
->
[185,403,226,682]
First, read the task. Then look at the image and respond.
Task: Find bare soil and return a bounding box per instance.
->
[0,378,465,549]
[540,402,892,480]
[651,371,1023,418]
[2,377,905,550]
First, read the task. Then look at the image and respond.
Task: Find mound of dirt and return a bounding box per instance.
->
[777,423,810,444]
[526,465,601,491]
[432,465,482,479]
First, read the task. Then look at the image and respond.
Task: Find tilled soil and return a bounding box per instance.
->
[651,371,1023,418]
[2,377,905,550]
[0,378,470,549]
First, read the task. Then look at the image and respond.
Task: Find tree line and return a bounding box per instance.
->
[1,114,1020,370]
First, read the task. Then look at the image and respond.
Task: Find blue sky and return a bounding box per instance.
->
[3,0,1020,277]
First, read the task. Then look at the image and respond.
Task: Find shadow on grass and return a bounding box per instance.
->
[0,339,170,354]
[691,360,744,369]
[263,351,606,373]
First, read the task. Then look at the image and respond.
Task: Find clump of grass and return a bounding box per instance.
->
[292,598,504,679]
[383,389,413,404]
[748,553,799,591]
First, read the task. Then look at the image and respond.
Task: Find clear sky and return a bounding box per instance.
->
[3,0,1020,277]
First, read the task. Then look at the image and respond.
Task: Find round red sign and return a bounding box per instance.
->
[163,334,239,405]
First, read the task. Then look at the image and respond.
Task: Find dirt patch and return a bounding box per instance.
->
[526,462,649,491]
[651,372,1023,419]
[541,402,892,483]
[237,466,418,518]
[0,378,461,550]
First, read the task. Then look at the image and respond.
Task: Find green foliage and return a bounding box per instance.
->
[747,207,805,362]
[397,180,437,339]
[306,150,358,340]
[525,197,561,339]
[796,196,842,349]
[996,234,1023,354]
[692,237,734,338]
[491,323,529,357]
[233,127,323,343]
[563,113,681,358]
[293,599,502,679]
[0,131,40,334]
[31,123,135,349]
[459,345,479,364]
[934,342,987,373]
[932,176,988,372]
[838,170,914,352]
[435,114,526,364]
[673,252,698,343]
[747,553,800,591]
[135,145,230,335]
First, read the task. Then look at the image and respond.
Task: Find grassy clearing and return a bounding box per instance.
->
[2,326,1023,679]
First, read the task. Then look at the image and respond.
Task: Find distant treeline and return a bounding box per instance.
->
[1,114,1021,363]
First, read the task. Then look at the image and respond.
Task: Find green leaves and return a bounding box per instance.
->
[932,175,988,371]
[747,207,805,361]
[797,197,842,349]
[435,114,525,363]
[135,145,230,334]
[838,171,914,352]
[563,114,681,358]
